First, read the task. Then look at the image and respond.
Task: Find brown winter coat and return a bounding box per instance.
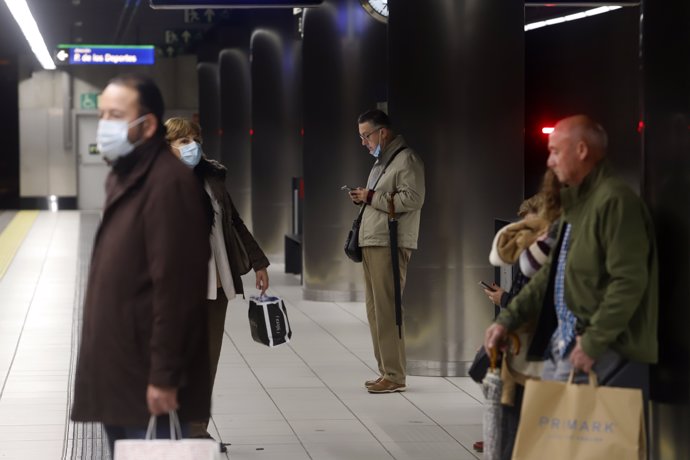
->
[71,136,212,427]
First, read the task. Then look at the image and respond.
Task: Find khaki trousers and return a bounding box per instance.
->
[190,288,228,437]
[362,246,412,385]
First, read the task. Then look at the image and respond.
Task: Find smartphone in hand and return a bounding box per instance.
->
[479,281,496,292]
[341,185,356,191]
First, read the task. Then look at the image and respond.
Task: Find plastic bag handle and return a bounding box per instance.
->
[567,369,598,387]
[144,411,183,440]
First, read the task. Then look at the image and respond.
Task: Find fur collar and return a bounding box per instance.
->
[195,156,227,180]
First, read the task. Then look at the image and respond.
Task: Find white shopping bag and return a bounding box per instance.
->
[114,411,221,460]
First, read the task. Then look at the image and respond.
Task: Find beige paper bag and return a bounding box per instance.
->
[512,373,646,460]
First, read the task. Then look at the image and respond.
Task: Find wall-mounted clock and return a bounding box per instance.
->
[360,0,388,24]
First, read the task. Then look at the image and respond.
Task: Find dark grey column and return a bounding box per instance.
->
[302,0,387,300]
[0,54,18,208]
[643,1,690,458]
[250,25,302,257]
[219,49,253,224]
[388,1,524,376]
[197,63,221,162]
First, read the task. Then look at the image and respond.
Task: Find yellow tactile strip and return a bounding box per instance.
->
[0,211,39,280]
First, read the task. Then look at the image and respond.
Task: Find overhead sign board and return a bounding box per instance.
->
[149,0,323,8]
[56,45,155,66]
[524,2,638,5]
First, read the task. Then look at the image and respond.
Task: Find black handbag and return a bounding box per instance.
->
[248,295,292,347]
[468,347,492,384]
[344,146,406,263]
[344,208,365,262]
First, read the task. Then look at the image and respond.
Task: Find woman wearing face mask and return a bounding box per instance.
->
[164,117,270,448]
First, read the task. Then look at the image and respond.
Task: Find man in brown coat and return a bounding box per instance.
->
[70,74,211,454]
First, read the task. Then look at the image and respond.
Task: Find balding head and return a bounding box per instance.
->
[547,115,608,186]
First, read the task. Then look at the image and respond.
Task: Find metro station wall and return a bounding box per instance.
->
[0,56,19,208]
[388,0,524,375]
[198,63,221,162]
[13,56,199,210]
[524,7,641,197]
[219,49,253,226]
[201,11,300,250]
[302,0,388,299]
[250,24,302,257]
[642,1,690,458]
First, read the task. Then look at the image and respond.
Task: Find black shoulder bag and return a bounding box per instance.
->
[344,146,406,262]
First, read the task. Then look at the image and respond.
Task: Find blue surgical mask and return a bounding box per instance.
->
[371,143,381,159]
[179,142,202,168]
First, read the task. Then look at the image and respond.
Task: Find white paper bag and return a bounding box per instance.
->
[114,412,221,460]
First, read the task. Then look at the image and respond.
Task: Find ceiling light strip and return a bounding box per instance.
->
[525,5,622,31]
[3,0,55,69]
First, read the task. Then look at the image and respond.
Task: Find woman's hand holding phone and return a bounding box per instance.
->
[480,281,505,306]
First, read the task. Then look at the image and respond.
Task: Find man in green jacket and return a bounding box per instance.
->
[485,115,658,386]
[350,109,425,393]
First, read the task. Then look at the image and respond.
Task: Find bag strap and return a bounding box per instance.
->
[567,369,598,387]
[372,145,406,191]
[145,411,183,440]
[355,145,407,221]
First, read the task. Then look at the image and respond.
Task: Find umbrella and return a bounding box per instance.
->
[482,347,502,460]
[387,194,402,338]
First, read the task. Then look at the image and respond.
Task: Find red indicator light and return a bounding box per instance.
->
[249,129,254,136]
[541,127,555,134]
[637,121,645,133]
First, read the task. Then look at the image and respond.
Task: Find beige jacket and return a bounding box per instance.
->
[359,135,425,249]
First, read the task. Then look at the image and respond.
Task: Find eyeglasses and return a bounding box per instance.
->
[359,126,381,141]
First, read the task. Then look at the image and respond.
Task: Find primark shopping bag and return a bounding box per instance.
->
[248,295,292,347]
[512,371,646,460]
[114,412,221,460]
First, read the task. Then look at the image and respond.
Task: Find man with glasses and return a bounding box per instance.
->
[349,109,425,393]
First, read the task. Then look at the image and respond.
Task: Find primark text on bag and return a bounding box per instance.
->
[248,295,293,347]
[512,371,646,460]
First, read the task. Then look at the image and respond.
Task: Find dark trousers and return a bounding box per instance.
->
[500,384,524,460]
[189,287,229,437]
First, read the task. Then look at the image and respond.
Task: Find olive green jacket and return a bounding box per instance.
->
[496,161,659,363]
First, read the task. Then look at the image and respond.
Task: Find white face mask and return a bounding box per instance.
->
[97,115,147,162]
[178,142,203,168]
